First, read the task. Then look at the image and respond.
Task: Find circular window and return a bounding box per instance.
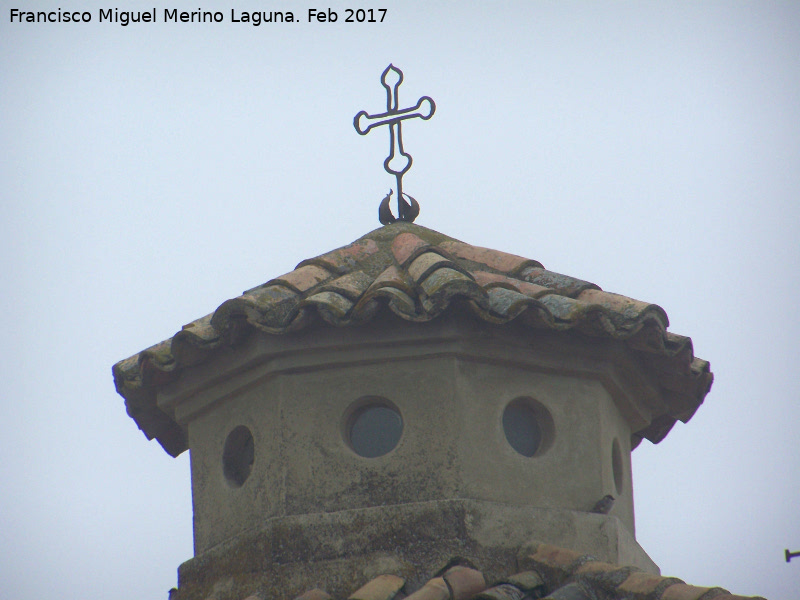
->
[502,397,554,457]
[612,438,624,494]
[346,399,403,458]
[222,425,254,488]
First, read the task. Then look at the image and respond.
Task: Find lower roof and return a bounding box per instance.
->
[171,541,764,600]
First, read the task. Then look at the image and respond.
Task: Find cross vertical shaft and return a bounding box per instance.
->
[354,64,436,224]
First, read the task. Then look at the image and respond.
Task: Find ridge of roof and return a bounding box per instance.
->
[113,222,713,457]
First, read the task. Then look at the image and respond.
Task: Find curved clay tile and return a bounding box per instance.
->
[282,541,765,600]
[439,240,543,275]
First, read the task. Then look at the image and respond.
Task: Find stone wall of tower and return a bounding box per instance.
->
[158,311,656,596]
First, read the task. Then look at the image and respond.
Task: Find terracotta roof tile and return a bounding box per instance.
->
[475,584,526,600]
[317,271,375,302]
[362,284,418,320]
[543,581,593,599]
[501,571,547,595]
[442,566,486,600]
[420,267,485,313]
[407,250,458,283]
[438,240,543,275]
[660,585,731,600]
[294,590,333,600]
[405,577,450,600]
[392,231,431,265]
[367,265,417,296]
[576,289,668,331]
[518,268,599,298]
[212,285,299,332]
[482,286,547,323]
[113,222,713,457]
[518,542,586,586]
[535,294,585,325]
[618,571,682,597]
[572,561,633,587]
[171,314,222,366]
[472,271,552,298]
[183,541,766,600]
[303,290,356,322]
[514,542,764,600]
[271,264,334,293]
[299,238,381,275]
[350,575,405,600]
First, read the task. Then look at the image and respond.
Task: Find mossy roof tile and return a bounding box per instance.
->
[349,574,406,600]
[405,577,450,600]
[173,542,765,600]
[112,222,713,457]
[443,566,487,600]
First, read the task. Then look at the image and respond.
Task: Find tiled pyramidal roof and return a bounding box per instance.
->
[113,222,713,457]
[245,542,763,600]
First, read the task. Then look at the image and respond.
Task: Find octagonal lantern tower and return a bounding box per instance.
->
[113,222,712,600]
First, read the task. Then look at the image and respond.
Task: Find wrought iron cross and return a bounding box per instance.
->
[354,64,435,224]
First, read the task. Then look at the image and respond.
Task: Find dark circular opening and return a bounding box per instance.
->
[503,400,543,457]
[222,425,254,487]
[347,401,403,458]
[612,438,624,494]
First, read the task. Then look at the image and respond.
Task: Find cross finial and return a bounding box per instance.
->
[354,65,436,225]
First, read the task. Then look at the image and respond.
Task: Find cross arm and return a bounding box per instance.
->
[354,96,436,135]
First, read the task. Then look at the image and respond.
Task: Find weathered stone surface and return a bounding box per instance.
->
[163,313,653,555]
[174,500,657,600]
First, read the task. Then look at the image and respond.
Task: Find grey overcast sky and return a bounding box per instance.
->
[1,1,799,598]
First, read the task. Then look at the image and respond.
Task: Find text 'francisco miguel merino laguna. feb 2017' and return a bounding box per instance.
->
[8,8,388,25]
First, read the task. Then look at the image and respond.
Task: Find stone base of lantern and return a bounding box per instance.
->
[174,498,657,600]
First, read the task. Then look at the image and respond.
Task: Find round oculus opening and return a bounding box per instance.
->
[612,437,624,495]
[222,425,254,488]
[346,399,403,458]
[502,397,554,457]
